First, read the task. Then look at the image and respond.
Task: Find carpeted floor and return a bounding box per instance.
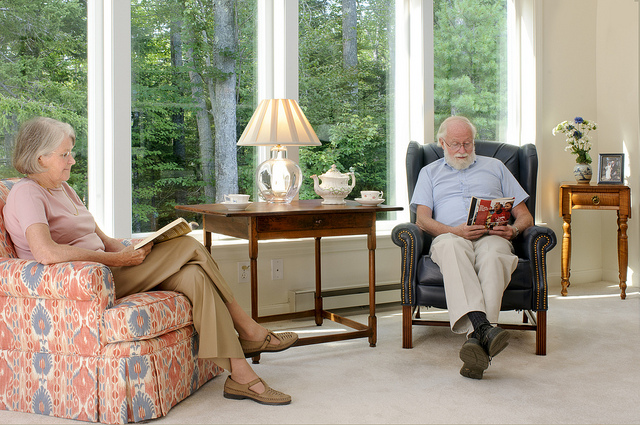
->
[2,279,639,424]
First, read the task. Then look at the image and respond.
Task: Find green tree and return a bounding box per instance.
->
[0,0,88,199]
[299,0,392,200]
[433,0,507,140]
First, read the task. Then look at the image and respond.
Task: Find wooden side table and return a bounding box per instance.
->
[559,182,631,299]
[176,199,403,354]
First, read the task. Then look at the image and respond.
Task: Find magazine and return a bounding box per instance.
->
[134,217,193,249]
[466,196,515,228]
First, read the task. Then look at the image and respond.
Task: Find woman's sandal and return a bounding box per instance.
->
[239,330,298,358]
[223,376,291,405]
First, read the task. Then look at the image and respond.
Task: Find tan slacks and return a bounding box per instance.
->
[110,236,244,371]
[429,233,518,334]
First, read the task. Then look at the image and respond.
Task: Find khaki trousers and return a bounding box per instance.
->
[110,236,244,371]
[429,233,518,334]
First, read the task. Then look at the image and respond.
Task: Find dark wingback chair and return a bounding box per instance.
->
[391,141,557,355]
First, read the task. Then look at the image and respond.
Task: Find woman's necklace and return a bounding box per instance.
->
[29,177,79,216]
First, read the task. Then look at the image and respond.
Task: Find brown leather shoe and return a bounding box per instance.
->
[239,330,298,358]
[223,376,291,405]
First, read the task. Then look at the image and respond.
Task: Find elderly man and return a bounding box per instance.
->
[410,116,534,379]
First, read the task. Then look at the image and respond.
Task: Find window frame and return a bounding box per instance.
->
[89,0,540,237]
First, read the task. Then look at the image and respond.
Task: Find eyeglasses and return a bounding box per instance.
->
[442,139,474,151]
[51,150,76,160]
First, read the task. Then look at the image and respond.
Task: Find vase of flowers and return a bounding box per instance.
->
[552,117,597,184]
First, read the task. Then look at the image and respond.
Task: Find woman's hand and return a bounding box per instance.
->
[110,243,153,267]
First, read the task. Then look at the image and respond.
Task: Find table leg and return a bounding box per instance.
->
[314,237,323,326]
[561,215,572,296]
[617,213,628,300]
[368,228,377,347]
[248,228,260,363]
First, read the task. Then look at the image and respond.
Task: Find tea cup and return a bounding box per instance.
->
[361,190,383,200]
[225,194,250,204]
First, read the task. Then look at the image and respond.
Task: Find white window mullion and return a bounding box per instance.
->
[393,0,433,221]
[257,1,300,170]
[88,0,132,238]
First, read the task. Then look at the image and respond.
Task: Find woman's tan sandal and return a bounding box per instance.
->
[223,377,291,405]
[239,330,298,358]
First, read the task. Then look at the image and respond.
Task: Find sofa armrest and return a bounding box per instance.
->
[391,223,425,306]
[0,258,115,306]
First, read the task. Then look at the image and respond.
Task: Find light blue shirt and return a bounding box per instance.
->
[410,156,530,227]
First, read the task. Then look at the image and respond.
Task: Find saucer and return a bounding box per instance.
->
[221,201,251,211]
[355,198,385,206]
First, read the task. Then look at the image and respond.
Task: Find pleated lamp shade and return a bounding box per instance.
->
[237,99,321,203]
[237,99,321,147]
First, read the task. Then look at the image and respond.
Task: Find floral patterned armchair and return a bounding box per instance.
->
[0,179,223,423]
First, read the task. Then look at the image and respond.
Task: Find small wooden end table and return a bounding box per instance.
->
[559,182,631,299]
[176,199,402,353]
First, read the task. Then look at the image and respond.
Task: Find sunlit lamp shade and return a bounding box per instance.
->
[237,99,321,203]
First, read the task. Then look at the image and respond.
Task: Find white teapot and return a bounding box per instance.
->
[310,164,356,205]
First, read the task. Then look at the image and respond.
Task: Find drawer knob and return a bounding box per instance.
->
[592,195,600,205]
[315,219,323,225]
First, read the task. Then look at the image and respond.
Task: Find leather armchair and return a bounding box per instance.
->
[391,141,557,355]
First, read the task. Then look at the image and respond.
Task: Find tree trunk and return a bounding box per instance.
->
[342,0,358,70]
[184,32,215,202]
[342,0,358,100]
[211,0,238,202]
[170,13,187,206]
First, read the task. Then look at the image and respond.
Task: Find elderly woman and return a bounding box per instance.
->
[4,116,297,405]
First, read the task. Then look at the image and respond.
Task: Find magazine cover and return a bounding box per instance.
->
[467,197,515,228]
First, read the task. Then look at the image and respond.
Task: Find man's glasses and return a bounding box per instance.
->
[442,140,474,151]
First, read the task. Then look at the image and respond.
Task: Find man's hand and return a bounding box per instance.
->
[453,223,489,241]
[489,224,515,240]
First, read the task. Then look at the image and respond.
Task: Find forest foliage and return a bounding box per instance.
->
[0,0,506,232]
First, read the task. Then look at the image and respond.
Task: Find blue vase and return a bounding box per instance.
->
[573,163,592,184]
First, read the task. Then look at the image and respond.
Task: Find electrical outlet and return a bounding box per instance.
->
[238,262,250,283]
[271,259,283,280]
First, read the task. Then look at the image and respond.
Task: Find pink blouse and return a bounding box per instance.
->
[4,178,105,260]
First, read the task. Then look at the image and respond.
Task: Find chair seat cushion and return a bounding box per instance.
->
[415,256,534,310]
[102,291,193,344]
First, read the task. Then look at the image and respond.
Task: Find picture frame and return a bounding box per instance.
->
[597,153,625,184]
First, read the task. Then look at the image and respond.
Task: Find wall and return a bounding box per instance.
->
[211,0,639,315]
[540,0,639,291]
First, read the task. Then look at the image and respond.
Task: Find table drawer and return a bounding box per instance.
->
[256,213,373,233]
[571,192,619,207]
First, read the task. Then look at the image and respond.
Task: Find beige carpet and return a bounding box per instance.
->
[1,279,639,424]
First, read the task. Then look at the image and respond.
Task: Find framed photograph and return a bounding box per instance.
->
[597,153,625,184]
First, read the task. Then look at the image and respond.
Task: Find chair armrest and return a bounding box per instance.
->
[512,225,557,261]
[0,258,115,306]
[512,225,557,311]
[391,223,425,305]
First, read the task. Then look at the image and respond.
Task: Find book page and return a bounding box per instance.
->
[134,217,192,249]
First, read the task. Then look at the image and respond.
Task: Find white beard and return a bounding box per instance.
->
[444,148,476,170]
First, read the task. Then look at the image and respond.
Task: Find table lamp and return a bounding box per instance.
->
[237,99,321,203]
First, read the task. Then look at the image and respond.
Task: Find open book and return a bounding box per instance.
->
[134,217,193,249]
[466,196,515,228]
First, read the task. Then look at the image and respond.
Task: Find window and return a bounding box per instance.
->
[130,0,257,232]
[433,0,508,141]
[0,0,88,199]
[89,0,540,235]
[298,0,394,209]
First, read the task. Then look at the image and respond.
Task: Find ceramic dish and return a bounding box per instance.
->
[354,198,385,206]
[221,201,251,211]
